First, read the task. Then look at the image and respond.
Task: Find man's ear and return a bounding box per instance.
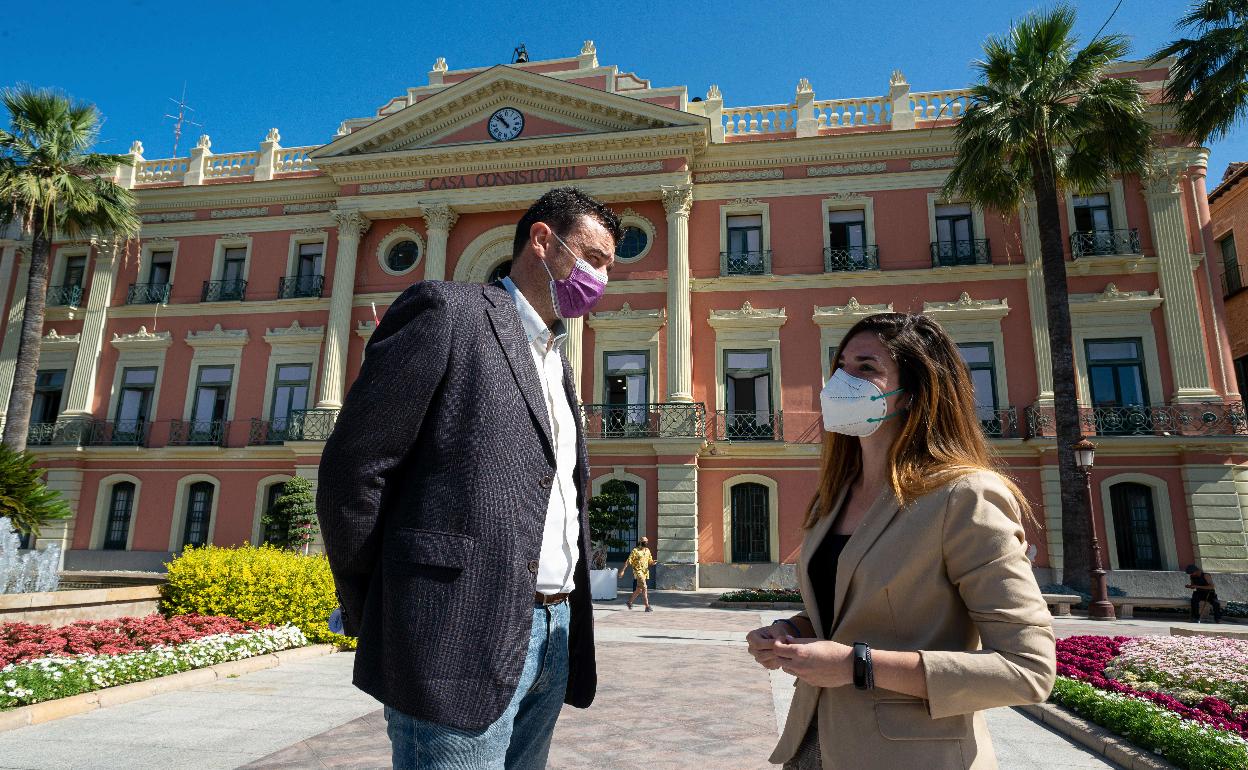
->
[530,221,552,260]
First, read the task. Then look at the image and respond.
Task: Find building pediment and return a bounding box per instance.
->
[311,66,707,165]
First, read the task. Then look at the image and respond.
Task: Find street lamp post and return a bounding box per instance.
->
[1074,438,1116,620]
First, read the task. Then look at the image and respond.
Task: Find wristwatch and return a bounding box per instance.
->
[852,642,875,690]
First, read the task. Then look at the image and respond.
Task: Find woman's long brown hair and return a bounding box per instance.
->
[805,312,1033,528]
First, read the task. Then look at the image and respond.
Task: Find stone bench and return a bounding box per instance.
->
[1042,593,1077,617]
[1111,596,1195,619]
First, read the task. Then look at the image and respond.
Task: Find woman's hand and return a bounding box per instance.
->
[745,624,788,670]
[773,638,854,688]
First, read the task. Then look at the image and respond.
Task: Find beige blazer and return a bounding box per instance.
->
[770,470,1056,770]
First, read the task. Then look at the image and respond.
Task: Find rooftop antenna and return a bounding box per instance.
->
[163,83,202,157]
[511,44,528,64]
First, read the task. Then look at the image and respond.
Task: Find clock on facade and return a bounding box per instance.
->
[487,107,525,141]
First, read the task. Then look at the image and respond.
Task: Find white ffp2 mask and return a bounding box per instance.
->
[819,368,905,437]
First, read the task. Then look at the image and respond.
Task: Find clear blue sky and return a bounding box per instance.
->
[2,0,1241,183]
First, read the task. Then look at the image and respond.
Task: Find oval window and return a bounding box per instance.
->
[615,226,648,261]
[386,240,420,272]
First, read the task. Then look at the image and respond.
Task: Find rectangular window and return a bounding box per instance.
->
[935,204,974,246]
[1086,338,1149,435]
[221,247,246,283]
[1073,193,1114,233]
[32,369,66,425]
[603,351,648,435]
[1221,234,1242,295]
[114,367,157,426]
[1234,355,1248,406]
[103,482,134,551]
[725,214,765,274]
[148,251,172,285]
[297,243,323,277]
[828,210,866,253]
[190,366,232,442]
[271,364,312,431]
[957,343,1000,431]
[724,350,774,440]
[63,256,87,289]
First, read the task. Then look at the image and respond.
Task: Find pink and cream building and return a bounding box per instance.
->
[4,43,1246,591]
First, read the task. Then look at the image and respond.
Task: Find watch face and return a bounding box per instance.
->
[487,108,525,141]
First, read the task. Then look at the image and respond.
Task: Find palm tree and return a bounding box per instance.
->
[943,5,1153,589]
[1151,1,1248,142]
[0,86,139,452]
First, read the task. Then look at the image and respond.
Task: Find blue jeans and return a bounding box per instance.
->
[384,601,571,770]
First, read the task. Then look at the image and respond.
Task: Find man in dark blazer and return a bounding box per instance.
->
[317,187,620,769]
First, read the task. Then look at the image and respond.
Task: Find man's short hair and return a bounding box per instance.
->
[512,187,623,259]
[1185,564,1198,574]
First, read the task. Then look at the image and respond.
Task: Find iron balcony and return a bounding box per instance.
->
[126,283,171,305]
[930,239,991,267]
[201,279,248,303]
[824,245,880,272]
[1070,229,1142,259]
[278,274,325,299]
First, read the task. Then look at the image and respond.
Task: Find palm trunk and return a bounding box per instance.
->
[1031,144,1093,590]
[3,221,52,453]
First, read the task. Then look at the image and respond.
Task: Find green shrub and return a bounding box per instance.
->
[1050,677,1248,770]
[718,588,803,604]
[0,444,71,538]
[161,544,355,648]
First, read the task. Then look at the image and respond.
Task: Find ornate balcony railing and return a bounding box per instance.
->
[278,274,325,299]
[979,407,1020,439]
[201,279,248,302]
[249,409,339,445]
[930,239,991,267]
[823,246,880,272]
[1024,402,1248,438]
[84,420,150,447]
[26,419,92,447]
[720,250,772,276]
[711,410,784,441]
[1070,229,1142,259]
[46,285,83,307]
[168,419,230,447]
[580,403,707,439]
[126,283,171,305]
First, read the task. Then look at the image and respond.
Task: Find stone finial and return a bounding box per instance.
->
[265,128,280,143]
[707,84,722,101]
[581,40,596,55]
[195,135,211,150]
[846,297,863,310]
[890,69,908,87]
[129,140,144,156]
[796,78,813,95]
[433,57,448,72]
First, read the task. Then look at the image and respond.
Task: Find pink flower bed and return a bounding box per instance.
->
[0,614,267,667]
[1057,635,1248,738]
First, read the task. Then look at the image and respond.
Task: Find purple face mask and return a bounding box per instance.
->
[542,232,608,319]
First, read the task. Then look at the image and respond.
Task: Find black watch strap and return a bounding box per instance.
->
[852,642,875,690]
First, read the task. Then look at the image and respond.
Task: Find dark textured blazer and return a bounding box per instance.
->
[316,280,596,731]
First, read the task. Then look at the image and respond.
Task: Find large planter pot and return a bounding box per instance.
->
[590,569,618,601]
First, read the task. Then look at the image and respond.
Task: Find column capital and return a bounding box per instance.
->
[1141,152,1189,198]
[661,185,693,219]
[332,209,371,238]
[421,202,459,233]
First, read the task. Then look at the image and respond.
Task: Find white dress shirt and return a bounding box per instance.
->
[502,277,580,594]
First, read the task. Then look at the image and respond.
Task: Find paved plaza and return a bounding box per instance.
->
[0,593,1206,769]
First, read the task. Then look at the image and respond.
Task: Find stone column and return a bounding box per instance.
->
[184,135,211,186]
[1040,465,1063,585]
[662,185,694,403]
[0,244,31,419]
[1143,157,1218,402]
[1020,199,1055,405]
[421,203,458,282]
[1183,464,1248,572]
[657,454,700,589]
[564,316,584,401]
[62,239,120,418]
[38,468,83,567]
[795,79,817,138]
[317,210,370,410]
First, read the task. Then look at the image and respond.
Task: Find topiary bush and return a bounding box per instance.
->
[160,544,354,648]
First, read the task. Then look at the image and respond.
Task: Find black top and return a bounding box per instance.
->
[809,531,854,639]
[1190,572,1213,591]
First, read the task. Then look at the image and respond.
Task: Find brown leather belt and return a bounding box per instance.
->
[534,592,569,606]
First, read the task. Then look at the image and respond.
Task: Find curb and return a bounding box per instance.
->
[0,643,337,733]
[1016,703,1178,770]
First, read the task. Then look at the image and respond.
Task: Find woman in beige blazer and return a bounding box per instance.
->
[747,313,1055,770]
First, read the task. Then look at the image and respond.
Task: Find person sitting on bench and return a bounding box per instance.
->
[1185,564,1223,624]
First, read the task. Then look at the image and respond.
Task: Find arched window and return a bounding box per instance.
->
[182,482,214,549]
[262,482,286,545]
[731,483,770,563]
[487,260,513,284]
[1110,482,1161,570]
[104,482,135,551]
[608,481,641,559]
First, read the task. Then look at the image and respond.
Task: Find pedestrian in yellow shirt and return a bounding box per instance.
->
[619,537,658,612]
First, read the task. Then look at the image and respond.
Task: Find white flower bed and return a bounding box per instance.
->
[1,625,308,709]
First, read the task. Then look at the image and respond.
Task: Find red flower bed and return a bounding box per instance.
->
[1057,635,1248,738]
[0,614,268,667]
